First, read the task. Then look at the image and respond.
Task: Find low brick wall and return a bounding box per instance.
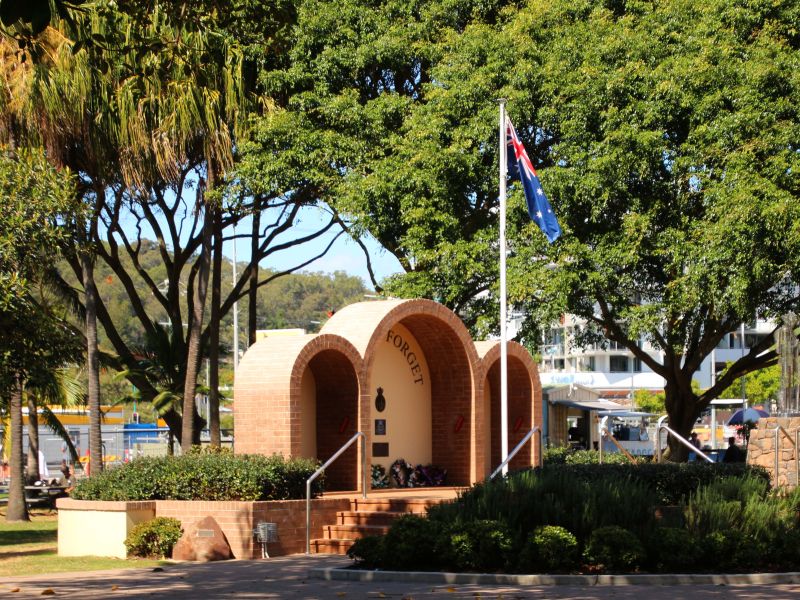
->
[747,416,800,488]
[57,497,351,559]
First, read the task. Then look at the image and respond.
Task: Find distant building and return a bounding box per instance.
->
[537,314,775,400]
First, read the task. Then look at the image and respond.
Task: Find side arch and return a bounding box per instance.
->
[475,340,543,475]
[234,334,364,491]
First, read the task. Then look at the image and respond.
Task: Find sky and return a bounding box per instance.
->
[225,204,404,289]
[115,193,404,290]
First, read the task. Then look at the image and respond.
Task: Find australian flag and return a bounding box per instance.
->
[506,118,561,243]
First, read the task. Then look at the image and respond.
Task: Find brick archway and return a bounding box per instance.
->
[293,338,363,491]
[323,299,482,485]
[476,341,542,475]
[234,334,363,492]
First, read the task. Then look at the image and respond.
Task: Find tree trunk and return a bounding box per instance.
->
[208,208,222,447]
[248,208,260,347]
[81,250,103,475]
[25,394,39,484]
[181,185,214,451]
[664,378,700,462]
[6,374,29,522]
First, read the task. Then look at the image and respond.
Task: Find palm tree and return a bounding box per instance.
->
[24,367,85,481]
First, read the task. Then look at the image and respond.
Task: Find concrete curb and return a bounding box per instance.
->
[309,567,800,586]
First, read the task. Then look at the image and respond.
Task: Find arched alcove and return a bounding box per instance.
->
[477,341,542,475]
[306,349,360,490]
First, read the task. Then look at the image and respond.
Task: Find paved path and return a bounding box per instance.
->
[3,556,800,599]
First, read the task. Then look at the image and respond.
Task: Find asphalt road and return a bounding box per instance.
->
[3,555,800,599]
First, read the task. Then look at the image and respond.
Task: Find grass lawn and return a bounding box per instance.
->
[0,507,169,577]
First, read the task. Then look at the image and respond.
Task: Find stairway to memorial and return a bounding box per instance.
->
[309,492,456,555]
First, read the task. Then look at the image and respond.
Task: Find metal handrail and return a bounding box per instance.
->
[655,416,714,463]
[489,426,542,480]
[305,431,367,555]
[769,424,797,488]
[598,416,636,464]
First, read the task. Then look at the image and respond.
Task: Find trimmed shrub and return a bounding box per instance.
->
[542,446,572,465]
[70,453,322,501]
[518,525,579,573]
[124,517,183,558]
[347,535,386,568]
[441,519,513,572]
[543,447,637,466]
[378,515,444,571]
[428,468,659,546]
[646,527,701,572]
[567,449,635,465]
[583,526,644,572]
[701,530,769,572]
[541,463,770,505]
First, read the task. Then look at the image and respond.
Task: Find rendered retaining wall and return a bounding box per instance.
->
[57,497,351,559]
[57,499,156,558]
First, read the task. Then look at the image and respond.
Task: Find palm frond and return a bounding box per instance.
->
[39,406,79,462]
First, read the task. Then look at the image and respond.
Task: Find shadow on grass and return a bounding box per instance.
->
[0,528,57,547]
[0,548,54,559]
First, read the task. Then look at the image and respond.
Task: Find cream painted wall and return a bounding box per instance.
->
[370,323,431,470]
[58,507,154,558]
[300,368,317,458]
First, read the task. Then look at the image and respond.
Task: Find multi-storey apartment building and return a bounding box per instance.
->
[537,315,775,398]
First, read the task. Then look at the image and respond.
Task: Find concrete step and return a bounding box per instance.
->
[321,524,390,540]
[336,510,409,526]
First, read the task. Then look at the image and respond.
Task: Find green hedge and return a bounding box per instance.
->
[543,447,635,465]
[70,453,322,501]
[539,462,770,505]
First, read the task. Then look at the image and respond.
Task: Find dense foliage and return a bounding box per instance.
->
[124,517,183,559]
[270,0,800,458]
[70,453,322,501]
[348,463,793,573]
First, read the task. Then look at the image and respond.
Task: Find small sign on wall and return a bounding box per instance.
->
[375,419,386,436]
[373,442,389,457]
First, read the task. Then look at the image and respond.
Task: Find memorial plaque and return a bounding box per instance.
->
[375,419,386,435]
[196,530,215,538]
[373,442,389,457]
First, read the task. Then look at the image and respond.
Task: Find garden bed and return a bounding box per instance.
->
[347,463,799,574]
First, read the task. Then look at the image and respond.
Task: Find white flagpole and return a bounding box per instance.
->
[498,100,509,475]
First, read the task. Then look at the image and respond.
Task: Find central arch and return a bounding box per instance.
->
[323,299,482,486]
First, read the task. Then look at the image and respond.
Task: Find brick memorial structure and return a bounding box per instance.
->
[234,298,543,489]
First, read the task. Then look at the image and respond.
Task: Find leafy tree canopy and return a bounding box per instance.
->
[269,0,800,458]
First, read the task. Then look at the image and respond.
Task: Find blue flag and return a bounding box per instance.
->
[506,118,561,243]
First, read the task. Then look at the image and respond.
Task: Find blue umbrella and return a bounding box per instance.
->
[727,407,769,425]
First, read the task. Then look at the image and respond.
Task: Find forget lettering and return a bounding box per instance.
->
[386,329,424,385]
